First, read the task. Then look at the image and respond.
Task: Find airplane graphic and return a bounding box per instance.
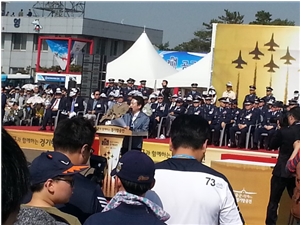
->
[234,188,257,195]
[232,50,247,69]
[280,46,295,65]
[264,54,279,72]
[264,33,279,51]
[249,41,264,60]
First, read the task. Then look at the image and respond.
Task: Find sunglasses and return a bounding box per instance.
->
[158,97,163,99]
[53,176,74,187]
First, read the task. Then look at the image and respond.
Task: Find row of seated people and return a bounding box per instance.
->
[13,86,299,151]
[148,93,299,150]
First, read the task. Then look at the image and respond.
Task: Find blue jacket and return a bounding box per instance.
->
[84,203,166,225]
[122,111,150,149]
[236,109,257,126]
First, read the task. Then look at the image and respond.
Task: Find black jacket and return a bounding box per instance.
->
[67,96,85,113]
[270,122,300,177]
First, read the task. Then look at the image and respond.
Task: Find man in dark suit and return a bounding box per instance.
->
[121,96,150,155]
[85,89,107,121]
[265,107,300,225]
[39,88,68,130]
[166,98,186,137]
[159,80,171,104]
[67,88,85,118]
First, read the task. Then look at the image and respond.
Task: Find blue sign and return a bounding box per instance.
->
[37,74,65,83]
[1,74,7,82]
[158,51,206,71]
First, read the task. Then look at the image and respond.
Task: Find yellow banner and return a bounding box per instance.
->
[7,129,54,151]
[212,24,299,106]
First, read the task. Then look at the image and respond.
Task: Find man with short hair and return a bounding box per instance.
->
[150,115,244,225]
[121,96,149,155]
[2,128,30,225]
[85,89,107,121]
[84,151,169,225]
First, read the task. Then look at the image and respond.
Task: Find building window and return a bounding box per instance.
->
[10,67,24,74]
[110,40,118,56]
[1,33,5,49]
[12,33,27,50]
[33,35,48,51]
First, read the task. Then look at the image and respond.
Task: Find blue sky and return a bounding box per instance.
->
[5,1,300,47]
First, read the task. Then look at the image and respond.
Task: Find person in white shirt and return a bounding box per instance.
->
[148,114,244,225]
[222,81,236,100]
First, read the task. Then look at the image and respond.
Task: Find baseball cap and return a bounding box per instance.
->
[30,151,88,185]
[111,151,155,184]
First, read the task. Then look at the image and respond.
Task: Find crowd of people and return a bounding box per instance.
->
[2,78,300,151]
[2,111,300,225]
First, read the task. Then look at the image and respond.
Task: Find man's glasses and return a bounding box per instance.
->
[53,176,74,187]
[95,93,100,96]
[158,97,163,100]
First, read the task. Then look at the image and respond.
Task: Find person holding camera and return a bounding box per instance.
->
[84,151,169,225]
[24,117,107,224]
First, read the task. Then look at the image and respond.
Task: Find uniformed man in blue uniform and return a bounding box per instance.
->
[185,83,202,99]
[166,98,186,137]
[123,78,137,99]
[202,94,215,123]
[262,87,276,104]
[138,80,150,97]
[103,78,116,96]
[251,101,282,150]
[243,85,257,104]
[148,94,168,138]
[211,97,232,146]
[229,100,257,148]
[116,79,125,96]
[186,98,202,116]
[168,94,178,111]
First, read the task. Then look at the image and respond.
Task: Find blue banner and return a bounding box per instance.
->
[36,74,65,83]
[158,51,206,71]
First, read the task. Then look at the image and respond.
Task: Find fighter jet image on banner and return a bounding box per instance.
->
[264,54,279,72]
[249,41,264,60]
[264,33,279,51]
[232,50,247,69]
[280,46,296,65]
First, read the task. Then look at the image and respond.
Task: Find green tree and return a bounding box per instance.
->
[173,9,244,52]
[156,41,172,51]
[250,10,295,26]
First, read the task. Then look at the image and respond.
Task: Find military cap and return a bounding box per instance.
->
[249,85,256,90]
[266,87,273,91]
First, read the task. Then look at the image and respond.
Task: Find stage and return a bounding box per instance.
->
[5,126,279,167]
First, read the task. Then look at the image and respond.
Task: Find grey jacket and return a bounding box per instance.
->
[14,207,68,225]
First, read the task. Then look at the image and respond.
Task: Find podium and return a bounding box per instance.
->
[95,125,148,197]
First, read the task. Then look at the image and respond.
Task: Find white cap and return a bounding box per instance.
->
[55,88,62,94]
[226,82,232,87]
[100,93,107,98]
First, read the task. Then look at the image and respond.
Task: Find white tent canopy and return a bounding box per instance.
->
[106,32,177,88]
[156,52,213,88]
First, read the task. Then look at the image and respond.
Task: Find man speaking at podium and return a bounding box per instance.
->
[120,96,150,155]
